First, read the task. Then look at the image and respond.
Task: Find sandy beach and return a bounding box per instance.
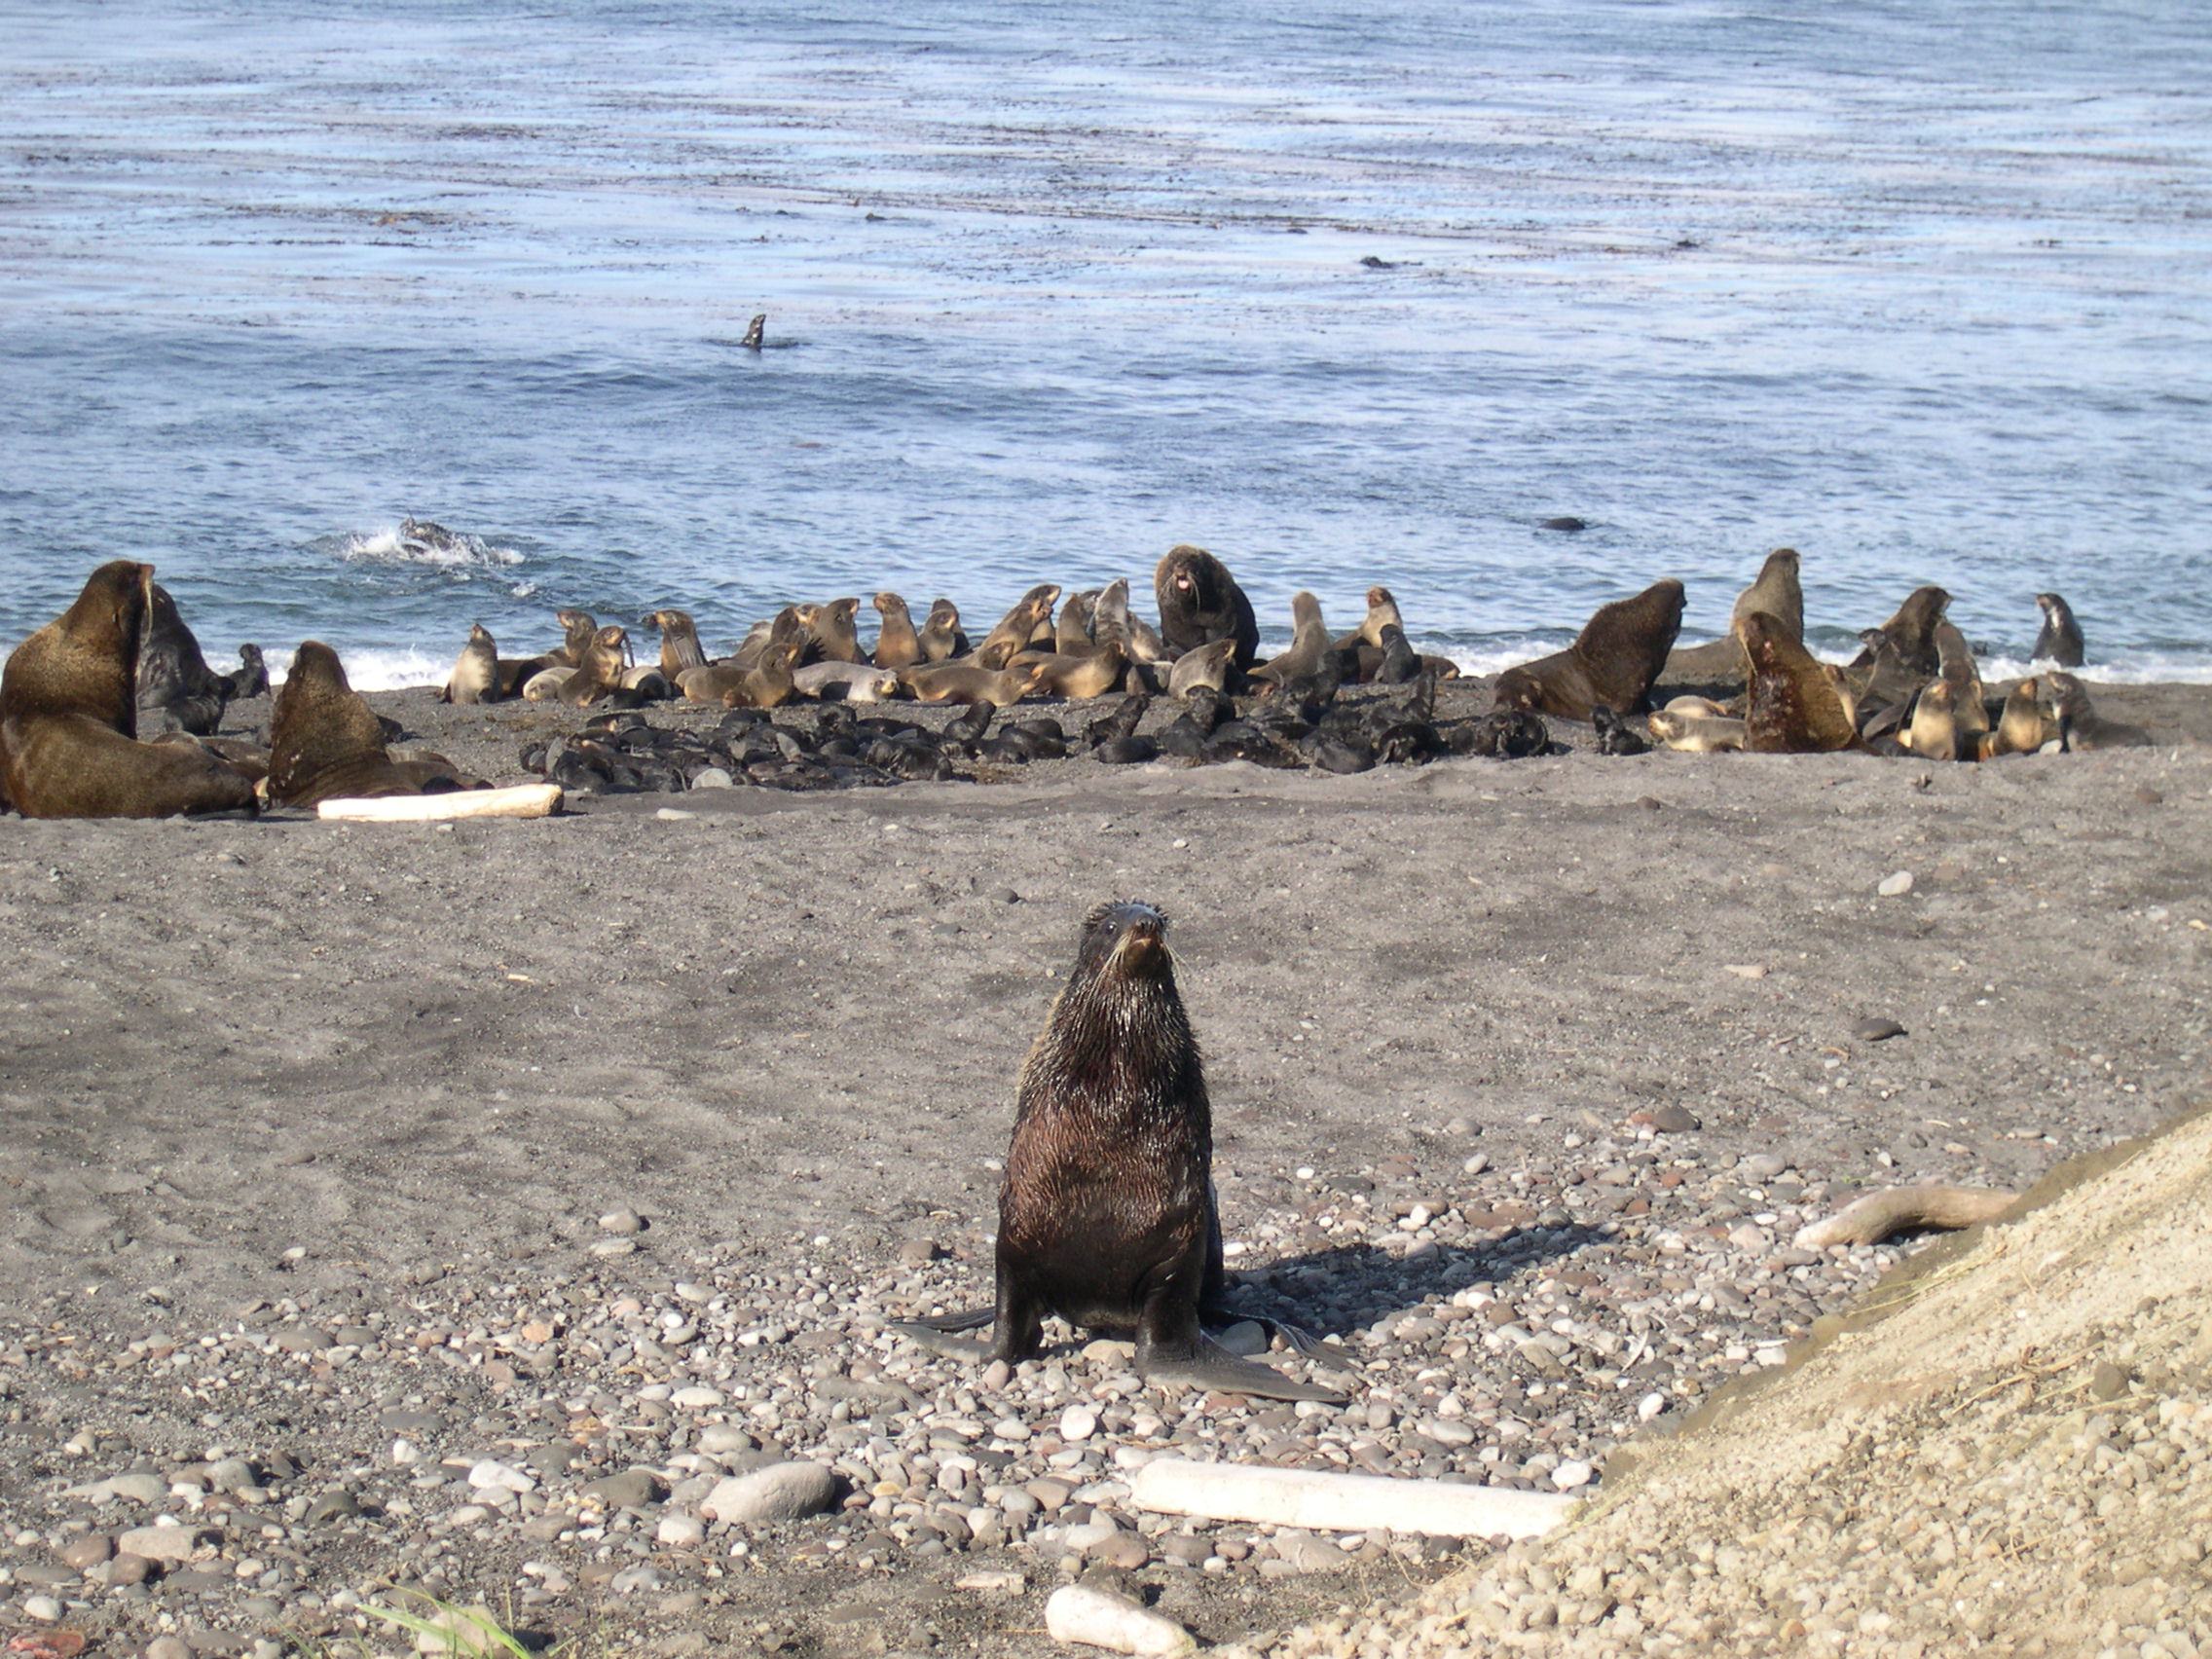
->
[0,674,2205,1657]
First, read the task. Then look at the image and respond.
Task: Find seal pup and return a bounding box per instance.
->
[557,625,631,707]
[918,598,969,662]
[2032,592,2085,667]
[894,902,1346,1403]
[1011,643,1127,701]
[975,585,1061,670]
[1493,578,1684,721]
[1592,705,1651,755]
[640,609,709,680]
[267,641,442,806]
[1648,709,1745,752]
[442,623,500,705]
[0,562,260,818]
[2039,672,2150,750]
[1155,545,1261,669]
[871,593,925,669]
[1249,592,1336,691]
[1979,678,2053,758]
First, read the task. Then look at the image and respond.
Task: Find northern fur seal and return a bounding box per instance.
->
[1647,709,1745,752]
[2032,592,2085,668]
[0,562,259,818]
[894,902,1346,1403]
[1155,545,1261,670]
[1935,622,1988,738]
[268,642,455,806]
[1741,610,1859,753]
[1493,578,1684,721]
[1862,586,1950,680]
[918,598,968,662]
[812,598,866,664]
[558,625,631,707]
[793,661,902,701]
[1903,678,1963,761]
[976,586,1062,670]
[901,659,1051,705]
[443,623,500,705]
[137,583,265,735]
[871,593,925,669]
[1332,586,1404,653]
[1980,678,2053,758]
[2040,672,2151,750]
[1250,592,1336,691]
[1664,548,1803,680]
[1167,638,1237,699]
[641,609,709,680]
[1010,644,1127,701]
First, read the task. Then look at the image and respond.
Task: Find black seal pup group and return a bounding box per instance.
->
[897,901,1347,1403]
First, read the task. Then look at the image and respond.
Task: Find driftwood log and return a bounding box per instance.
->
[1129,1457,1573,1539]
[314,783,563,823]
[1793,1185,2016,1249]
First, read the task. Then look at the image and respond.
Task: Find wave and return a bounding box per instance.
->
[336,520,524,571]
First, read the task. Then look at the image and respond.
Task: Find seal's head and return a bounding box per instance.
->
[1078,901,1171,980]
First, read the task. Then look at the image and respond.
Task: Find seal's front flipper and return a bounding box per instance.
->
[1145,1335,1351,1405]
[890,1308,995,1359]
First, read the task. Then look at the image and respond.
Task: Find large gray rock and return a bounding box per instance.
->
[115,1522,216,1563]
[698,1461,838,1525]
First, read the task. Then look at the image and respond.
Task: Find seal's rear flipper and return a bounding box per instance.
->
[889,1310,995,1359]
[1146,1336,1350,1405]
[1201,1306,1329,1359]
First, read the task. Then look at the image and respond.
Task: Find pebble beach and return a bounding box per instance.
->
[0,675,2206,1656]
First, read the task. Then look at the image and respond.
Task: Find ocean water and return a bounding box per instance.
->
[2,0,2208,687]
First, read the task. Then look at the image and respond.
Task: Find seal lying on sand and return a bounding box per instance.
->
[1493,578,1684,721]
[895,901,1347,1403]
[1,562,259,819]
[268,642,477,806]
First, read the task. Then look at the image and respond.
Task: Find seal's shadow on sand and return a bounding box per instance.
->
[1228,1226,1605,1339]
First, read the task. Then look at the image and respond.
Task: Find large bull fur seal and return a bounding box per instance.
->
[1155,545,1261,670]
[894,901,1348,1403]
[1741,610,1859,753]
[1493,577,1684,721]
[267,641,465,806]
[0,562,259,819]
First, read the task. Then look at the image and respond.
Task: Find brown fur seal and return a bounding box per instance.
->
[1648,709,1745,752]
[1055,592,1097,652]
[2040,672,2151,751]
[443,623,499,705]
[1493,578,1684,721]
[1741,610,1858,753]
[919,598,968,662]
[1935,621,1988,738]
[1862,586,1949,679]
[871,593,925,669]
[1903,678,1962,761]
[976,586,1061,670]
[2032,592,2084,668]
[793,661,902,701]
[1980,678,2054,758]
[558,625,630,707]
[551,608,598,667]
[812,597,866,664]
[893,901,1346,1403]
[640,609,709,680]
[0,562,259,818]
[267,642,441,806]
[1250,592,1335,690]
[1664,548,1803,678]
[1091,578,1158,662]
[1332,585,1404,654]
[1167,638,1238,699]
[1011,643,1127,700]
[1155,545,1261,670]
[901,659,1051,705]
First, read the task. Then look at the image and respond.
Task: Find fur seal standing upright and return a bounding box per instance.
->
[443,623,500,705]
[1935,622,1988,739]
[1,562,259,818]
[1862,587,1949,680]
[1155,545,1261,670]
[267,642,446,806]
[1665,548,1803,678]
[895,902,1345,1403]
[919,599,968,662]
[1054,592,1098,652]
[1903,678,1963,761]
[1981,679,2053,758]
[1249,593,1336,691]
[136,582,258,736]
[559,626,631,707]
[812,598,866,664]
[552,608,599,667]
[1741,611,1859,754]
[976,586,1062,670]
[871,594,925,669]
[1332,586,1404,655]
[2032,592,2085,667]
[1493,578,1684,721]
[640,610,709,681]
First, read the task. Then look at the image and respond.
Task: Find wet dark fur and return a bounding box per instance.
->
[1154,545,1261,670]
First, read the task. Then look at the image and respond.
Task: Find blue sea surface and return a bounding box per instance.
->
[1,0,2207,684]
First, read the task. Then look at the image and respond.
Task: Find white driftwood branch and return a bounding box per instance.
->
[1793,1184,2016,1249]
[1129,1457,1573,1540]
[1044,1584,1195,1656]
[316,784,563,822]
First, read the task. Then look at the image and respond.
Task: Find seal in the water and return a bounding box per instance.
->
[1493,578,1684,721]
[894,901,1346,1403]
[871,593,925,669]
[2032,591,2084,668]
[0,562,259,819]
[267,642,456,805]
[1741,610,1859,754]
[442,623,500,705]
[1155,544,1261,670]
[740,313,765,350]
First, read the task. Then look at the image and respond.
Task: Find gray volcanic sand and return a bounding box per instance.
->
[0,675,2205,1657]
